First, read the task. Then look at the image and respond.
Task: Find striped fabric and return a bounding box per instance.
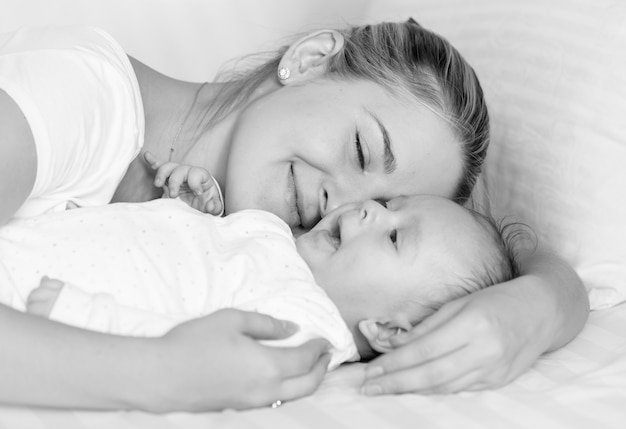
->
[1,303,625,428]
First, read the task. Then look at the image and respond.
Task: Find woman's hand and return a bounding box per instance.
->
[361,270,585,395]
[361,283,550,395]
[144,151,224,216]
[150,309,331,412]
[361,250,589,396]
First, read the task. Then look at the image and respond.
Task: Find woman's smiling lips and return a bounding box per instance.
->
[287,163,301,228]
[288,163,320,231]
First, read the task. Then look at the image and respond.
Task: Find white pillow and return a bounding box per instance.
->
[364,0,626,310]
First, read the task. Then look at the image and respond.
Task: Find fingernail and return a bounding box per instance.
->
[390,333,409,346]
[361,384,383,396]
[207,200,216,213]
[282,320,299,334]
[365,366,384,379]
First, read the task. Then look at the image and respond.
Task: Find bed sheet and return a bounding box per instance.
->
[1,303,624,429]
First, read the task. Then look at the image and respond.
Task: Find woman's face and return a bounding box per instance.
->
[224,78,463,234]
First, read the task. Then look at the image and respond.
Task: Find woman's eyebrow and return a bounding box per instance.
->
[365,108,397,174]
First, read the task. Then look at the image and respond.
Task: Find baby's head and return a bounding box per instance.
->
[295,195,520,360]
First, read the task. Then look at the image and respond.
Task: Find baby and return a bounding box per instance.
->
[0,160,519,367]
[1,195,520,369]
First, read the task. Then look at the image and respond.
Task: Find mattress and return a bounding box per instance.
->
[2,302,624,429]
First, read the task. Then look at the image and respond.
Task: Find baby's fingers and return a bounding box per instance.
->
[196,187,224,216]
[143,151,162,169]
[186,168,213,195]
[165,167,191,198]
[152,163,179,188]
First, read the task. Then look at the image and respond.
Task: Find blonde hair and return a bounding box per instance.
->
[212,19,489,201]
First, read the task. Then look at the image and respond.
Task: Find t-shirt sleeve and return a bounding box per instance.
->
[0,26,144,217]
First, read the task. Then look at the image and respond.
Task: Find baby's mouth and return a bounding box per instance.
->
[328,222,341,249]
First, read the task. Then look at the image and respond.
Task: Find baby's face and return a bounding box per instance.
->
[295,195,490,330]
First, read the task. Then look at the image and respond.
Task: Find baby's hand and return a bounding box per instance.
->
[144,151,224,216]
[26,277,64,317]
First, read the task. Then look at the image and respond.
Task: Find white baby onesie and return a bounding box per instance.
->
[0,199,358,368]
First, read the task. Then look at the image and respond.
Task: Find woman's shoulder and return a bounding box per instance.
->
[0,25,137,101]
[0,25,145,218]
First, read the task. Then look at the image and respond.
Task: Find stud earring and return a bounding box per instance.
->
[277,67,290,81]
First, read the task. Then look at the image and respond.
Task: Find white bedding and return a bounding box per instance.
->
[1,303,625,428]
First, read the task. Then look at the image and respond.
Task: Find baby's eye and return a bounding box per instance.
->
[354,131,365,170]
[389,229,397,247]
[374,199,387,208]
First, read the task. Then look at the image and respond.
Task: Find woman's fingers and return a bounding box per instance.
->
[230,309,300,340]
[370,309,470,376]
[265,338,331,378]
[273,352,331,403]
[433,370,498,394]
[389,301,464,347]
[362,347,481,395]
[363,326,469,385]
[361,289,539,395]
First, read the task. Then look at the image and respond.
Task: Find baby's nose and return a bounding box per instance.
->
[359,199,386,219]
[321,183,374,218]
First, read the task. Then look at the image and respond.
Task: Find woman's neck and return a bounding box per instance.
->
[114,57,279,203]
[176,76,282,192]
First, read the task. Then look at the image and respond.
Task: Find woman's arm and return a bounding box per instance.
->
[0,89,37,227]
[360,249,589,394]
[0,303,330,412]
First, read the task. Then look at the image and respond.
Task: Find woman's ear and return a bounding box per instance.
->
[358,316,414,354]
[277,30,344,85]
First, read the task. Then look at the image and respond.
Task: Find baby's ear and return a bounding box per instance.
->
[358,317,413,354]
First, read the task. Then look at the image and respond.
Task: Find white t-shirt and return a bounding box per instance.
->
[0,199,358,368]
[0,26,144,217]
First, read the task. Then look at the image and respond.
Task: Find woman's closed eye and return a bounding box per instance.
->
[355,131,365,170]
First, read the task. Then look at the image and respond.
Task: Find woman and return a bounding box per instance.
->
[0,19,589,411]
